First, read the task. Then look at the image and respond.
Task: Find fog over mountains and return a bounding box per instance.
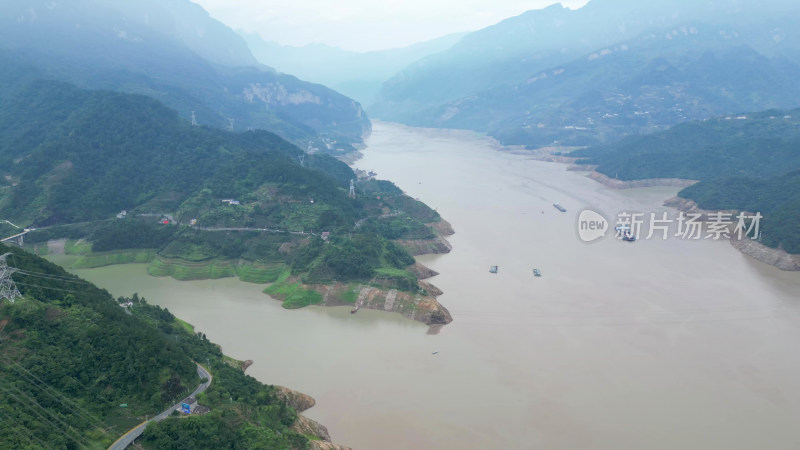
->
[240,31,466,106]
[370,0,800,146]
[0,0,370,152]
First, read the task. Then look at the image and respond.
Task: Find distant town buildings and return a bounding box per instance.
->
[116,210,127,219]
[221,199,240,205]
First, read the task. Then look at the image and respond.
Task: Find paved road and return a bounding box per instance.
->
[108,363,212,450]
[195,226,315,236]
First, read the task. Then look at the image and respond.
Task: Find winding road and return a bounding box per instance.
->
[108,363,212,450]
[195,226,316,236]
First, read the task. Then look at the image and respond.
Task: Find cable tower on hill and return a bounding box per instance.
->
[191,111,197,126]
[349,179,356,199]
[0,253,21,304]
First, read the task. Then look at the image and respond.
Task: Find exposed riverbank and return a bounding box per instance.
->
[664,197,800,271]
[38,216,456,324]
[261,222,454,325]
[527,146,800,271]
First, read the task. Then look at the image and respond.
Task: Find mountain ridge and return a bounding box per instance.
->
[371,0,800,146]
[0,0,370,152]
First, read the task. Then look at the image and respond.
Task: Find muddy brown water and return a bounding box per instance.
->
[57,122,800,449]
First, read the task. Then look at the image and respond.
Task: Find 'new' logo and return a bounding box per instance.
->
[577,209,608,242]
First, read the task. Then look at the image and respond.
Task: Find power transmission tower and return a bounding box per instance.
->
[348,179,356,199]
[0,253,21,304]
[191,111,197,126]
[227,118,235,131]
[299,155,305,167]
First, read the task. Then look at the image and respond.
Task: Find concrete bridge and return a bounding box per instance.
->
[0,221,30,247]
[0,230,28,247]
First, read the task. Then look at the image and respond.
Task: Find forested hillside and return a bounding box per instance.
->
[0,79,326,225]
[0,80,445,304]
[0,243,310,448]
[0,0,370,151]
[573,109,800,253]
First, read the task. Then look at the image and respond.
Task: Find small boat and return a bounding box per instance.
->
[489,265,498,274]
[553,203,566,213]
[350,304,360,314]
[615,225,636,241]
[432,351,439,355]
[533,268,542,277]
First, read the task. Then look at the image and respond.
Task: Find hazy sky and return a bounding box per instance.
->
[191,0,590,52]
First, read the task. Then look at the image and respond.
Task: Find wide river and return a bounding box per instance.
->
[64,122,800,449]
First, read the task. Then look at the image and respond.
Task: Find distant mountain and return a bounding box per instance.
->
[573,108,800,252]
[372,0,800,146]
[0,0,370,151]
[241,31,466,106]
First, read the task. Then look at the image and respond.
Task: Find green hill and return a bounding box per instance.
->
[0,79,329,225]
[0,243,310,448]
[573,109,800,253]
[0,80,442,296]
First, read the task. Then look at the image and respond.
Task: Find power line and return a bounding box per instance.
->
[14,270,91,284]
[0,381,91,448]
[7,260,88,282]
[3,356,109,430]
[0,355,110,437]
[0,408,53,449]
[14,282,86,295]
[14,268,85,279]
[1,378,93,447]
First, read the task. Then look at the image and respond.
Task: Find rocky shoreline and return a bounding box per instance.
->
[394,219,454,256]
[664,197,800,271]
[277,386,352,449]
[268,219,455,326]
[583,171,698,190]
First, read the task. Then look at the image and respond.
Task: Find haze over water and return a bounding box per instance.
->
[70,123,800,449]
